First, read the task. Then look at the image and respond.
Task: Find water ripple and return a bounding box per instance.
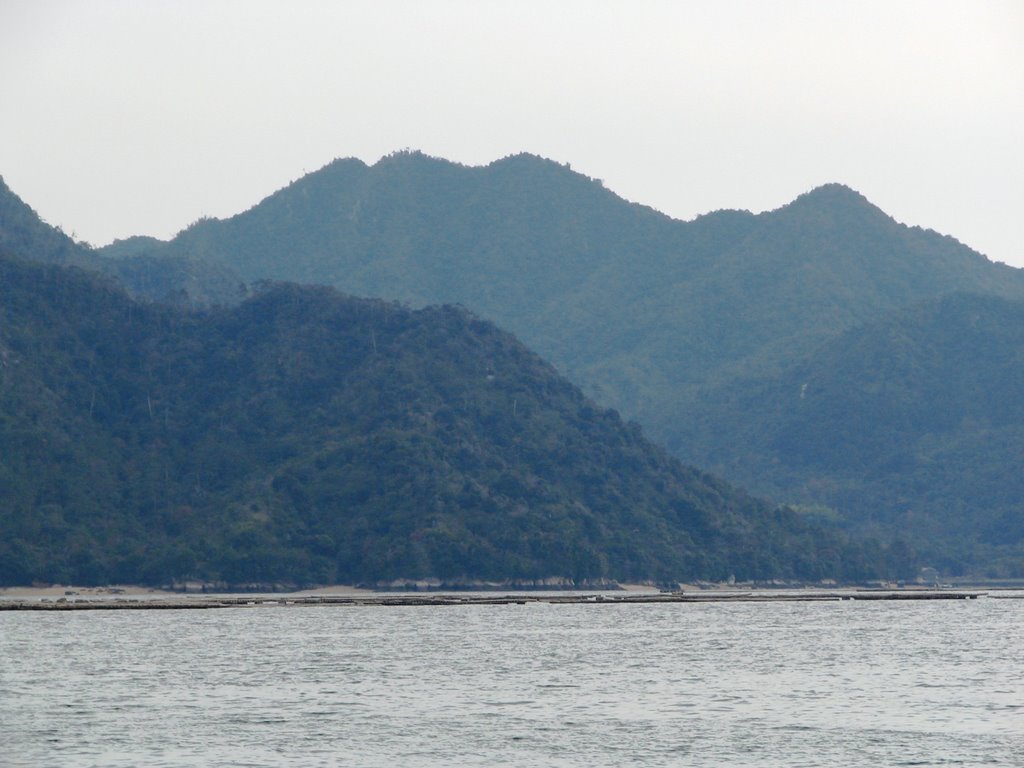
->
[1,599,1022,766]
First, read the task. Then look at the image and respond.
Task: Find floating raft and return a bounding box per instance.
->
[0,589,994,611]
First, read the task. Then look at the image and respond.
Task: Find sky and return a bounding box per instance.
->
[1,0,1021,266]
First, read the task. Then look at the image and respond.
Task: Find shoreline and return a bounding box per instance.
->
[2,587,1009,611]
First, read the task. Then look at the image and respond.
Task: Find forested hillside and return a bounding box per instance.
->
[0,252,888,587]
[677,292,1024,575]
[92,152,1024,575]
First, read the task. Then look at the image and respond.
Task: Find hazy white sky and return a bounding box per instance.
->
[1,0,1021,266]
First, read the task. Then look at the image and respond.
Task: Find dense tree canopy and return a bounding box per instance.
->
[0,253,886,587]
[678,292,1024,576]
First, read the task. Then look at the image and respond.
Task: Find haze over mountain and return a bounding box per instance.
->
[95,151,1024,574]
[1,239,887,587]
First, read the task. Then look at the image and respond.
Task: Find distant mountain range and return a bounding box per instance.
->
[90,151,1024,575]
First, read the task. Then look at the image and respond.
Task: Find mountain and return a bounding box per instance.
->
[95,152,1024,574]
[0,247,886,587]
[0,176,244,306]
[678,291,1024,575]
[103,153,1024,421]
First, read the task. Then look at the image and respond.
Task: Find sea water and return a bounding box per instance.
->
[1,596,1022,767]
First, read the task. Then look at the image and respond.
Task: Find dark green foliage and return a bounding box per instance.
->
[678,293,1024,575]
[0,253,877,586]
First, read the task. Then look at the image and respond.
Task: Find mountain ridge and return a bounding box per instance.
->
[82,152,1024,578]
[9,152,1023,574]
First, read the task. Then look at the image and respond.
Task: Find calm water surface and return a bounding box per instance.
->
[1,596,1022,767]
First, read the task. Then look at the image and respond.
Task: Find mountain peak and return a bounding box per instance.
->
[793,183,872,208]
[371,149,467,172]
[771,183,893,229]
[488,152,561,169]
